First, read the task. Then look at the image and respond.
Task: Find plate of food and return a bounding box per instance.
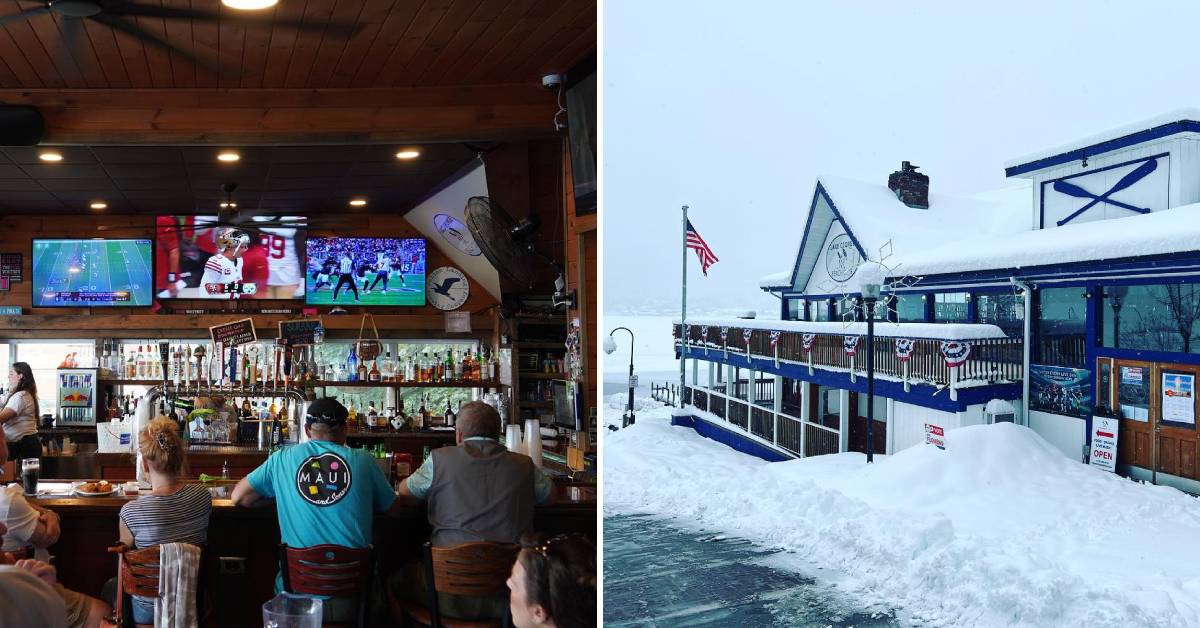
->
[73,480,119,497]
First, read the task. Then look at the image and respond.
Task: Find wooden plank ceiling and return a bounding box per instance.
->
[0,0,596,89]
[0,141,479,214]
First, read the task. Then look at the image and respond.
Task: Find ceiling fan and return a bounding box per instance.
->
[1,1,361,74]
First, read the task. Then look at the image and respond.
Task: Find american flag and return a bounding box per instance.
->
[686,220,718,275]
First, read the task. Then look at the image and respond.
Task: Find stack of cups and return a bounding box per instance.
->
[523,418,543,468]
[505,423,524,455]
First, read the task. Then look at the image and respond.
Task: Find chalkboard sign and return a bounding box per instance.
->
[278,318,322,347]
[210,318,257,347]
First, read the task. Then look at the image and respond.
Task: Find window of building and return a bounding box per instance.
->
[836,296,858,322]
[856,393,886,422]
[1102,283,1200,354]
[934,292,970,323]
[894,294,926,322]
[1037,287,1087,368]
[813,299,831,322]
[865,296,889,320]
[977,293,1025,337]
[787,298,805,321]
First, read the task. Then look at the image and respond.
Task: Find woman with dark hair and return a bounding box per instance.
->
[507,533,596,628]
[0,363,42,462]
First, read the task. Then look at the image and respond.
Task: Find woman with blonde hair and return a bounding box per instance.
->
[117,417,212,626]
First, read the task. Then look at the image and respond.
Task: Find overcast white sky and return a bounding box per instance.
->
[602,1,1200,317]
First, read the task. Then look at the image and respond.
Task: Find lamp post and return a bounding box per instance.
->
[604,327,636,427]
[857,262,885,464]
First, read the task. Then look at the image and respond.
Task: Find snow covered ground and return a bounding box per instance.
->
[603,394,1200,627]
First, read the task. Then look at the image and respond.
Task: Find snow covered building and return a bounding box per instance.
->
[675,110,1200,494]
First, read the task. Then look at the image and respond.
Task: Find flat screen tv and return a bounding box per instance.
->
[32,238,153,307]
[155,215,307,300]
[552,379,583,431]
[565,57,596,216]
[304,237,426,306]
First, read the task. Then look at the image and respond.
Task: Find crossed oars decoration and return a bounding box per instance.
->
[1053,158,1156,226]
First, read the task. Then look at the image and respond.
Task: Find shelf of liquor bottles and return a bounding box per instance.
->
[310,380,501,389]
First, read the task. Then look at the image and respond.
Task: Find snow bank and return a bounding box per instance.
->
[678,317,1009,340]
[605,401,1200,627]
[891,202,1200,277]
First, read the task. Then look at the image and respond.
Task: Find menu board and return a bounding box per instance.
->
[278,319,322,347]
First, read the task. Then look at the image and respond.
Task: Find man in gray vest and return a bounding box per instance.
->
[393,401,553,618]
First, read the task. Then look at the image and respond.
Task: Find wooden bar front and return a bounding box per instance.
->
[35,483,595,627]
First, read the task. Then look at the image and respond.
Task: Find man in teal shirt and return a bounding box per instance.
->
[232,397,402,621]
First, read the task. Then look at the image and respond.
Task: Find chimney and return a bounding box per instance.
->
[887,161,929,209]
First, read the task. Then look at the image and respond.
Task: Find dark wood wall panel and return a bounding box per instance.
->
[0,0,592,88]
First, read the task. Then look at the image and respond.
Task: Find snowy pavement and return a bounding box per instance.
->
[603,393,1200,628]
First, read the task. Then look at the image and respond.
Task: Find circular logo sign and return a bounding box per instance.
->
[825,234,862,283]
[427,266,470,311]
[434,214,482,256]
[295,452,352,507]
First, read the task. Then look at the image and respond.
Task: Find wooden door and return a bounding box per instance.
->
[847,391,887,456]
[1153,362,1200,482]
[1114,360,1153,470]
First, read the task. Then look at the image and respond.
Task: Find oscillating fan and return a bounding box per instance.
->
[464,196,558,293]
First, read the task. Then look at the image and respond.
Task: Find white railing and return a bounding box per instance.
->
[684,384,840,458]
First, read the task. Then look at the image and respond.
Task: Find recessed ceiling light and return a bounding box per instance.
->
[89,201,107,210]
[395,149,421,160]
[217,151,240,162]
[39,151,62,162]
[349,199,368,207]
[221,0,278,9]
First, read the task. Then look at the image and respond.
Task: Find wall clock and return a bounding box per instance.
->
[427,266,470,310]
[434,214,482,256]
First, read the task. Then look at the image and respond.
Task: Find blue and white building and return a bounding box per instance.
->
[674,109,1200,494]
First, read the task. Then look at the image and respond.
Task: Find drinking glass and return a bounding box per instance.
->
[21,458,40,496]
[262,592,322,628]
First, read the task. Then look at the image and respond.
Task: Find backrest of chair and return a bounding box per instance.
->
[9,546,34,561]
[428,542,520,597]
[119,545,164,598]
[280,544,372,598]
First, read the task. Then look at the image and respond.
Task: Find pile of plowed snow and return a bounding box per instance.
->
[604,403,1200,627]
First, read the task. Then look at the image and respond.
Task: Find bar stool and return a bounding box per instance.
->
[108,542,204,628]
[279,543,374,628]
[390,541,519,628]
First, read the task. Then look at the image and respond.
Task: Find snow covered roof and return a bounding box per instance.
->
[678,317,1008,340]
[890,201,1200,278]
[758,270,791,289]
[760,176,1030,293]
[1005,108,1200,176]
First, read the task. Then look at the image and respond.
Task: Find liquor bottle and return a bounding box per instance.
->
[347,347,359,382]
[489,350,499,382]
[268,398,278,420]
[136,345,147,379]
[347,398,358,429]
[405,356,415,382]
[444,351,454,383]
[451,349,462,381]
[369,360,381,382]
[417,394,428,429]
[381,351,395,382]
[241,396,252,421]
[444,398,455,427]
[422,350,432,382]
[125,346,137,379]
[396,398,408,430]
[367,401,380,430]
[357,358,368,383]
[306,350,318,383]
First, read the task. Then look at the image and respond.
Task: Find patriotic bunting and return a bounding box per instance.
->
[843,335,860,357]
[769,331,782,348]
[801,333,816,352]
[940,341,971,367]
[895,338,914,362]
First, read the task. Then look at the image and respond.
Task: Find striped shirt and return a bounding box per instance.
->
[118,484,212,549]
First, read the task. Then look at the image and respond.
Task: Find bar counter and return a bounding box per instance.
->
[32,481,595,627]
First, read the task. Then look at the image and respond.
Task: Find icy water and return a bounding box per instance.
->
[604,514,906,627]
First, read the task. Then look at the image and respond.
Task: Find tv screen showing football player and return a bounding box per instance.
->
[155,215,306,299]
[304,237,426,306]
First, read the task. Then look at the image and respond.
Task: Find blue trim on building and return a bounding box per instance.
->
[785,182,871,296]
[818,183,869,259]
[900,253,1200,288]
[1005,120,1200,177]
[788,184,826,290]
[1038,153,1168,229]
[672,412,794,462]
[680,346,1022,412]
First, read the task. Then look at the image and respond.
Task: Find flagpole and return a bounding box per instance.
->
[681,204,688,408]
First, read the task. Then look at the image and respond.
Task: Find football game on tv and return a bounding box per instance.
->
[32,239,154,307]
[155,216,306,300]
[305,237,426,306]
